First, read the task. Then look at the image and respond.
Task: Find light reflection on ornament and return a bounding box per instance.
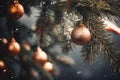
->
[3,69,7,72]
[2,38,8,44]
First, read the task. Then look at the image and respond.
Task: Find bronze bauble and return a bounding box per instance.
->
[71,23,91,45]
[8,0,24,20]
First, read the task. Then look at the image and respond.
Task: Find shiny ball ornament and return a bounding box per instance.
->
[2,38,8,44]
[0,60,7,79]
[30,69,39,78]
[0,60,5,69]
[8,37,21,55]
[43,62,53,72]
[8,0,24,20]
[23,42,31,51]
[71,23,91,45]
[32,49,48,63]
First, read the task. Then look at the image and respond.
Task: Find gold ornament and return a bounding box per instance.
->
[0,60,5,69]
[23,42,31,51]
[32,47,48,63]
[8,37,21,55]
[43,62,53,72]
[8,0,24,20]
[71,23,91,45]
[0,60,7,78]
[1,38,8,44]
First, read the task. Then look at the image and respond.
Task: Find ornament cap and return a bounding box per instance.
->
[37,47,42,52]
[79,22,85,28]
[11,37,16,42]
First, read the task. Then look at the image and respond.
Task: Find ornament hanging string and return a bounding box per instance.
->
[67,0,71,13]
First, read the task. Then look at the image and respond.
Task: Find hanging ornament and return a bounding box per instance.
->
[0,38,8,50]
[7,37,21,55]
[43,62,53,72]
[0,60,5,69]
[32,47,48,63]
[23,42,31,51]
[8,0,24,20]
[30,69,39,79]
[71,23,91,45]
[1,38,8,44]
[0,60,7,79]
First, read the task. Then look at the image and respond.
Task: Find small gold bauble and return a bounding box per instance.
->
[8,37,21,55]
[71,23,91,45]
[8,1,24,20]
[32,48,48,63]
[0,60,5,69]
[43,62,53,72]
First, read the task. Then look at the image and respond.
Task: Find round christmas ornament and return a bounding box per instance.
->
[1,38,8,44]
[23,42,31,51]
[0,60,5,69]
[32,47,48,63]
[8,0,24,20]
[7,37,21,55]
[43,62,53,72]
[0,60,7,79]
[71,23,91,45]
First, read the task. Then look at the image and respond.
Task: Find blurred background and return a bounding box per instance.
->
[20,7,120,80]
[0,0,120,80]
